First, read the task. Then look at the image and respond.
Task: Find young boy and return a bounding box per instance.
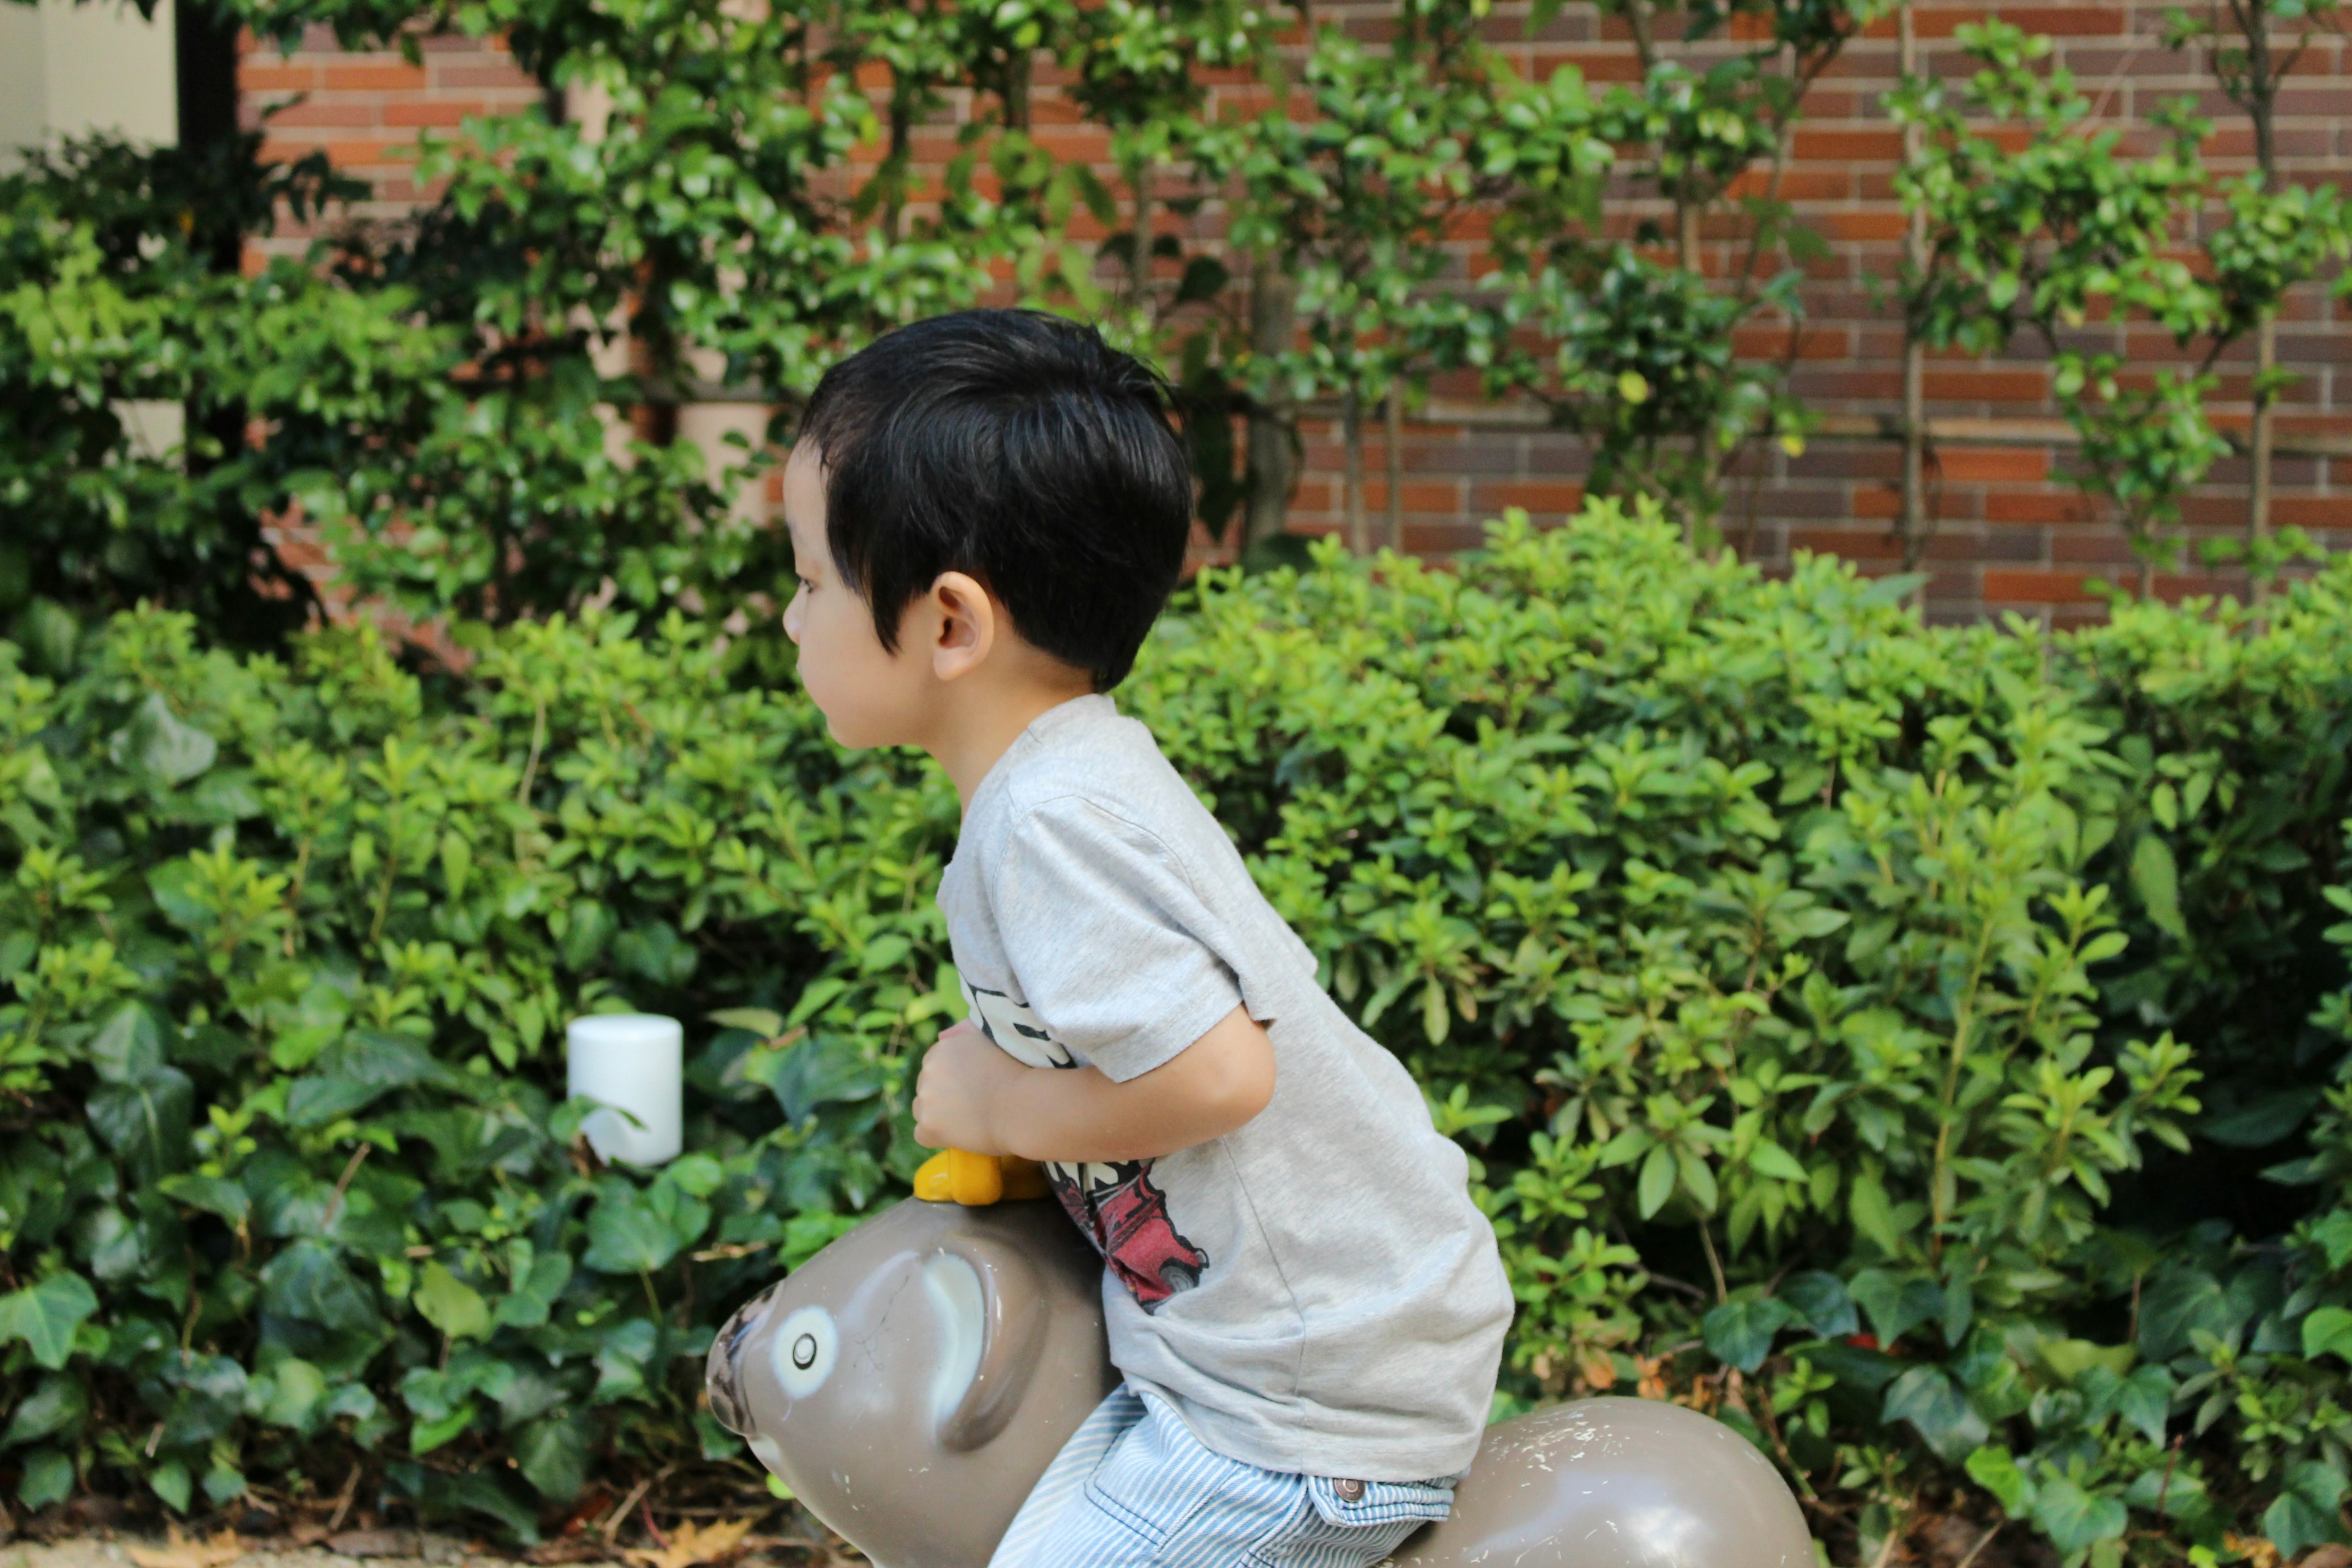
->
[781,309,1512,1568]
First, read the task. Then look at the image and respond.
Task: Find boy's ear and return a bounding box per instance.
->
[927,570,998,681]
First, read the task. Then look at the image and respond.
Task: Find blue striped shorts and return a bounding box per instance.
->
[989,1385,1458,1568]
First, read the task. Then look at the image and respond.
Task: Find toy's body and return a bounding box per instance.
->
[707,1197,1816,1568]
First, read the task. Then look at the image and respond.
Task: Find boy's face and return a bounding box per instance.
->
[781,442,930,750]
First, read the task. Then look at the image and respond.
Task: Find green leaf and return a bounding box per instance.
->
[1856,572,1929,608]
[1746,1140,1807,1182]
[86,1001,168,1084]
[516,1410,594,1501]
[1966,1445,2032,1515]
[2032,1474,2128,1554]
[1703,1297,1800,1373]
[149,1458,192,1514]
[1882,1365,1987,1461]
[706,1006,785,1037]
[2130,834,2187,940]
[2,1374,88,1448]
[87,1066,195,1183]
[260,1241,380,1334]
[1779,1272,1859,1338]
[157,1172,251,1226]
[584,1186,683,1274]
[2302,1305,2352,1362]
[111,691,217,785]
[411,1401,478,1455]
[416,1262,492,1341]
[254,1358,330,1434]
[287,1028,451,1126]
[1636,1144,1675,1218]
[593,1317,660,1401]
[1848,1168,1902,1257]
[18,1447,74,1510]
[0,1272,98,1370]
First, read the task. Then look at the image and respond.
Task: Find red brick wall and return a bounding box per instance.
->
[238,2,2352,624]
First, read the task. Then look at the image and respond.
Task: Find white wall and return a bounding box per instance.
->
[1,0,179,166]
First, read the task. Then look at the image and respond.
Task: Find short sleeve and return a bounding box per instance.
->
[989,796,1245,1084]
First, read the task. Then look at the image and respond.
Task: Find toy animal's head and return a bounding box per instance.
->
[704,1197,1117,1568]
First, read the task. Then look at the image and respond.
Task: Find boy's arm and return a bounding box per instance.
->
[913,1005,1275,1164]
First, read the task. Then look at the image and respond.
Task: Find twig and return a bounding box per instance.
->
[1868,1515,1905,1568]
[1954,1521,2002,1568]
[516,696,548,806]
[326,1461,363,1535]
[323,1145,372,1232]
[1697,1223,1728,1302]
[604,1474,658,1544]
[639,1499,669,1550]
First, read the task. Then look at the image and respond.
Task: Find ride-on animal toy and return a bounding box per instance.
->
[706,1197,1815,1568]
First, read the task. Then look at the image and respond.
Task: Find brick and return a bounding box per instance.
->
[1934,448,2051,484]
[1923,369,2051,404]
[1792,129,1903,161]
[1986,492,2099,524]
[385,100,488,127]
[1476,480,1587,514]
[322,62,427,90]
[1983,568,2106,604]
[239,63,318,90]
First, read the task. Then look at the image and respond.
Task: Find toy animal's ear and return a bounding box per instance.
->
[927,1232,1049,1453]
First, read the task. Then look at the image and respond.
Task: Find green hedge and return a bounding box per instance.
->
[4,502,2349,1564]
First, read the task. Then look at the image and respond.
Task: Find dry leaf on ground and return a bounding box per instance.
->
[127,1526,246,1568]
[622,1517,756,1568]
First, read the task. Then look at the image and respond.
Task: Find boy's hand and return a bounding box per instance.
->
[912,1021,1025,1154]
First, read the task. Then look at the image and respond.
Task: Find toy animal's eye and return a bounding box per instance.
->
[770,1305,836,1400]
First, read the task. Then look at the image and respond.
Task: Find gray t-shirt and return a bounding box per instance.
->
[936,693,1513,1481]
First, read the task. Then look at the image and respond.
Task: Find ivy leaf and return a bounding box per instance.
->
[1965,1444,2032,1515]
[149,1459,193,1514]
[594,1318,661,1401]
[416,1262,491,1341]
[1702,1297,1800,1373]
[157,1173,251,1226]
[87,1066,195,1184]
[110,692,217,785]
[1882,1365,1987,1461]
[1779,1272,1859,1338]
[0,1271,99,1370]
[585,1185,684,1275]
[86,1001,168,1084]
[2,1373,89,1447]
[287,1029,453,1127]
[260,1240,380,1334]
[516,1410,594,1501]
[2032,1474,2128,1555]
[18,1447,74,1510]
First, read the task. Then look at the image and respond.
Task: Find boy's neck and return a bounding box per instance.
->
[925,667,1097,812]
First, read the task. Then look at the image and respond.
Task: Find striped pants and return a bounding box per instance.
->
[989,1385,1457,1568]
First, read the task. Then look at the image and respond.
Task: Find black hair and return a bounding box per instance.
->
[795,309,1193,693]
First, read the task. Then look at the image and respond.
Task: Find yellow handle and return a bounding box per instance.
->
[914,1149,1051,1205]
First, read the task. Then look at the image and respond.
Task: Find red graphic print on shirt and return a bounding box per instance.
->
[1052,1159,1209,1312]
[960,980,1210,1313]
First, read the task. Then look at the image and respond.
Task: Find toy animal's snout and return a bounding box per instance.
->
[704,1280,779,1440]
[704,1199,1118,1568]
[710,1198,1818,1568]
